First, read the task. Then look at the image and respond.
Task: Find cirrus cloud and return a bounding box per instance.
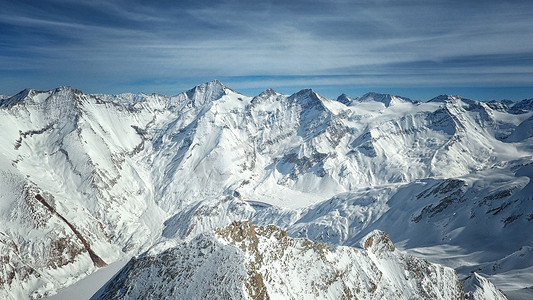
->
[0,0,532,100]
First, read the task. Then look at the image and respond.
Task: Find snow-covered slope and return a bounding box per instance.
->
[0,81,531,299]
[463,272,507,300]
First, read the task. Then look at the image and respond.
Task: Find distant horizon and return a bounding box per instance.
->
[2,80,532,103]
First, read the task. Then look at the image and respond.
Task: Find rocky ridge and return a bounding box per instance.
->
[93,221,465,300]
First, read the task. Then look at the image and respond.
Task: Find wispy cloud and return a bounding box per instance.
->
[0,0,532,99]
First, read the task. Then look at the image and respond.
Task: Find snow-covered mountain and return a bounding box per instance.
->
[337,91,415,107]
[0,81,531,299]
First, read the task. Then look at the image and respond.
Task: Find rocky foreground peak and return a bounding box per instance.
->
[94,221,469,300]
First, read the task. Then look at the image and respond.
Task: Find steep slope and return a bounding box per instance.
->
[0,87,167,298]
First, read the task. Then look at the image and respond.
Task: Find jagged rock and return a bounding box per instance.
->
[94,222,464,300]
[362,230,395,254]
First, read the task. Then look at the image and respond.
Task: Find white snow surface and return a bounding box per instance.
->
[1,81,532,299]
[47,259,129,300]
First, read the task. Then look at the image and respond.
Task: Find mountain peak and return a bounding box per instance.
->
[294,88,315,95]
[463,273,507,300]
[292,88,326,102]
[253,88,281,100]
[183,80,230,105]
[258,88,280,97]
[289,88,327,110]
[250,88,283,107]
[54,85,73,91]
[357,92,412,107]
[510,98,533,114]
[428,94,461,103]
[427,95,483,109]
[193,79,225,91]
[0,88,33,108]
[208,79,222,85]
[336,93,353,105]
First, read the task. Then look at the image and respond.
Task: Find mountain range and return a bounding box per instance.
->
[1,80,532,299]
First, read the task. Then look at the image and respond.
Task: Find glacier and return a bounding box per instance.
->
[0,80,532,299]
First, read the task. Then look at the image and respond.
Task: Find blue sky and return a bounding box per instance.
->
[1,0,532,101]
